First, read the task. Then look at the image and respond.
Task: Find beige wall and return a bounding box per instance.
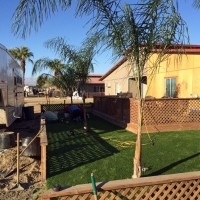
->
[103,52,200,98]
[147,53,200,98]
[103,61,133,95]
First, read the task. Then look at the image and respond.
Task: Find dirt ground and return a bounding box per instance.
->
[0,96,93,200]
[0,100,46,200]
[0,120,46,200]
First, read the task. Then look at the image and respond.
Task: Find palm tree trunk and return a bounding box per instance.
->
[70,95,73,105]
[82,86,88,132]
[20,59,26,74]
[70,91,73,105]
[132,97,143,178]
[83,96,88,132]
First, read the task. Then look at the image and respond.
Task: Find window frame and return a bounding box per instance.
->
[165,77,177,98]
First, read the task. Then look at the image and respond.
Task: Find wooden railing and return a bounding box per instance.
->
[39,171,200,199]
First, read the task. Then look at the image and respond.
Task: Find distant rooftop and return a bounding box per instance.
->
[87,74,104,84]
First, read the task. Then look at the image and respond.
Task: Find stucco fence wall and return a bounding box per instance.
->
[92,97,200,133]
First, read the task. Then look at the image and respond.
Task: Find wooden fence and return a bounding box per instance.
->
[40,117,48,183]
[86,92,105,98]
[49,91,104,98]
[38,99,200,199]
[93,97,200,133]
[39,171,200,199]
[41,103,93,113]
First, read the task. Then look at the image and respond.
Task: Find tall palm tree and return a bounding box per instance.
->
[9,46,34,74]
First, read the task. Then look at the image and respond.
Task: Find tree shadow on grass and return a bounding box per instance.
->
[146,152,200,177]
[46,122,120,178]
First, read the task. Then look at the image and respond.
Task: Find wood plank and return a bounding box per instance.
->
[39,171,200,199]
[41,145,47,183]
[40,118,48,146]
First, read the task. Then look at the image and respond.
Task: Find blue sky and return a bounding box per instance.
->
[0,0,200,83]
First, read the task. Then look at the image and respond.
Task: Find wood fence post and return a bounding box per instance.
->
[40,118,48,183]
[41,145,46,183]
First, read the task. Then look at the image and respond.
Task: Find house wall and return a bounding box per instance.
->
[103,61,133,95]
[147,53,200,98]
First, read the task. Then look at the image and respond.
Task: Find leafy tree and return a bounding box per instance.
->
[9,46,34,74]
[44,37,95,131]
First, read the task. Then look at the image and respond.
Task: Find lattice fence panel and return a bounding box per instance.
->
[41,104,66,112]
[113,179,198,200]
[41,104,93,113]
[44,179,200,200]
[130,99,138,124]
[93,97,200,126]
[60,193,93,200]
[143,99,200,125]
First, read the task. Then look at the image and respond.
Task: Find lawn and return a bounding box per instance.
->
[46,114,200,189]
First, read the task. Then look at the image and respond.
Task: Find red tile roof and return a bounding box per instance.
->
[87,74,104,84]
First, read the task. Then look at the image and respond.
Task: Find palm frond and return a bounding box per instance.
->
[11,0,73,38]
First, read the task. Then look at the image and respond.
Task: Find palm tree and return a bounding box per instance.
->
[44,37,95,131]
[80,0,189,178]
[11,0,199,39]
[9,46,34,74]
[193,0,200,8]
[32,58,64,76]
[32,57,77,104]
[36,75,46,88]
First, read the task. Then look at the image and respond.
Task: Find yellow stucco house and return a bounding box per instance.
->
[100,44,200,98]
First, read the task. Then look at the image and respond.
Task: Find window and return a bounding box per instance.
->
[100,86,104,92]
[165,78,176,98]
[14,76,17,85]
[17,75,22,85]
[93,86,96,92]
[0,89,3,106]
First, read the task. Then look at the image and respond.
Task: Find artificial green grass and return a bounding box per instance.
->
[46,114,200,189]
